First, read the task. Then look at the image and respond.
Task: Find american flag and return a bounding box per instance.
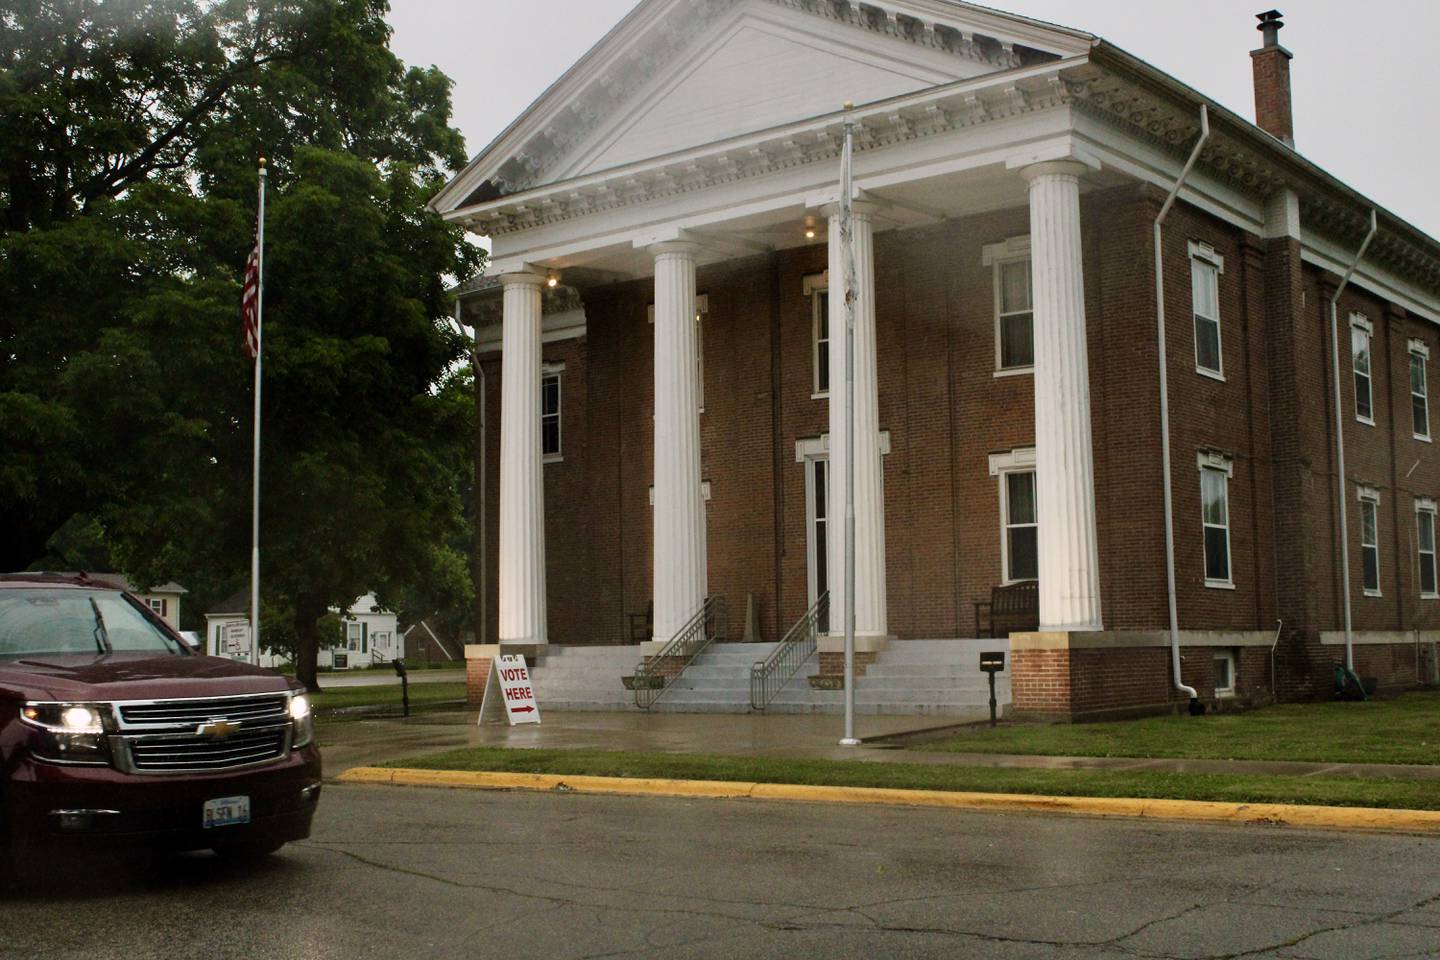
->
[241,234,260,359]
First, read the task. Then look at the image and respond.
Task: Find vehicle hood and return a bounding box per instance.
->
[0,653,294,702]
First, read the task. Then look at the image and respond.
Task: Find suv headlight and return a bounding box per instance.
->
[289,693,314,749]
[20,702,113,765]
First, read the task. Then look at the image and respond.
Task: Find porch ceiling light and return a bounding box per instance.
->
[546,271,559,288]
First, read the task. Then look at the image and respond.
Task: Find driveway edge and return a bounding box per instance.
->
[336,766,1440,834]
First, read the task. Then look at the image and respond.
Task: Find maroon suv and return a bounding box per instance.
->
[0,574,321,872]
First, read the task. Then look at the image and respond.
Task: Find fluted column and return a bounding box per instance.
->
[1022,161,1102,630]
[826,202,888,640]
[497,271,548,645]
[651,242,707,643]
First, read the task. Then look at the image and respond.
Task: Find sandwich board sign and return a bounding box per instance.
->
[478,654,541,725]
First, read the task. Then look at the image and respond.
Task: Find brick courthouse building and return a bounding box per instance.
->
[440,0,1440,719]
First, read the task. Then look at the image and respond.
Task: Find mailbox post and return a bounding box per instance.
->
[394,658,409,718]
[979,651,1005,727]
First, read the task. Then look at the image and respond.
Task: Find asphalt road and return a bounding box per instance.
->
[4,785,1439,960]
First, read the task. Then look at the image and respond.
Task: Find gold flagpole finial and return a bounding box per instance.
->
[842,101,854,111]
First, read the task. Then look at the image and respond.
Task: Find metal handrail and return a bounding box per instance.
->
[750,593,827,711]
[632,597,727,709]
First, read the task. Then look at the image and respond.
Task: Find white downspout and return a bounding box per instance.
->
[1329,209,1378,672]
[1155,105,1210,706]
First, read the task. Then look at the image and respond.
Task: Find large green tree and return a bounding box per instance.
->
[1,0,480,689]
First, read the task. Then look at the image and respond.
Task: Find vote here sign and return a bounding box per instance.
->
[494,654,540,725]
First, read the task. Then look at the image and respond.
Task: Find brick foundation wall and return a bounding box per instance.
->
[817,651,877,679]
[466,656,491,707]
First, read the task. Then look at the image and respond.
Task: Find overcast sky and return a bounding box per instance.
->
[387,0,1440,239]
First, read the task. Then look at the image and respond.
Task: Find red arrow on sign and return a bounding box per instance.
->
[511,705,535,713]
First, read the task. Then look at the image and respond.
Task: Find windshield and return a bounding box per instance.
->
[0,588,185,660]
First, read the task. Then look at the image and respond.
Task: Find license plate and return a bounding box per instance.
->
[203,795,251,829]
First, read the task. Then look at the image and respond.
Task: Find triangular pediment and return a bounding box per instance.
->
[433,0,1093,214]
[560,9,992,178]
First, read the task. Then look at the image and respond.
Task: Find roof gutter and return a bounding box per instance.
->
[1329,209,1378,671]
[1154,104,1210,708]
[1090,42,1440,270]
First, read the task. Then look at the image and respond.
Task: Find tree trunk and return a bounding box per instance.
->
[294,598,327,693]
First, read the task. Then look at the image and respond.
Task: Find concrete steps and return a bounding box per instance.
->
[522,638,1012,717]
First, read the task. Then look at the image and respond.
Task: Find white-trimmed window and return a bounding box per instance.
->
[1352,314,1374,424]
[1198,450,1233,588]
[805,273,830,397]
[147,598,166,617]
[1410,340,1430,441]
[989,447,1037,583]
[541,367,562,460]
[1213,649,1237,697]
[1359,486,1381,596]
[1417,498,1438,599]
[1190,241,1224,379]
[983,237,1033,373]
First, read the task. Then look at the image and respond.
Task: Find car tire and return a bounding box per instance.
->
[210,838,286,862]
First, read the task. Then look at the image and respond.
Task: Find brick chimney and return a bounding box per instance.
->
[1251,10,1294,146]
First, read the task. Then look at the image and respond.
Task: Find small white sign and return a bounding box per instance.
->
[478,654,541,725]
[221,621,251,660]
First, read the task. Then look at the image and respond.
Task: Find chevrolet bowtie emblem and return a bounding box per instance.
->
[198,719,240,739]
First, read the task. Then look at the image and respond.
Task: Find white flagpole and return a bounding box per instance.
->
[839,105,860,747]
[250,158,267,667]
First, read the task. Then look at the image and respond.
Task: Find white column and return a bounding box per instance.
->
[651,242,707,643]
[497,271,548,645]
[1022,160,1102,630]
[826,202,888,640]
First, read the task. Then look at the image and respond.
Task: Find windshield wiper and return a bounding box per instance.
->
[89,597,112,654]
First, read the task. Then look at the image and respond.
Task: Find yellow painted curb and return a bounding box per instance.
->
[334,766,1440,834]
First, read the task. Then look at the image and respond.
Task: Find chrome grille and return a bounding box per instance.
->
[118,694,289,730]
[126,726,288,772]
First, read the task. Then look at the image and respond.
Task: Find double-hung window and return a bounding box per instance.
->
[989,448,1037,583]
[541,367,562,460]
[1417,498,1438,599]
[1352,314,1375,424]
[1359,486,1381,596]
[1410,340,1430,440]
[1190,242,1224,378]
[983,237,1033,373]
[1003,471,1038,582]
[1198,451,1233,587]
[804,274,830,397]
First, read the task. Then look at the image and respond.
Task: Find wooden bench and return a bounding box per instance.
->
[973,580,1039,638]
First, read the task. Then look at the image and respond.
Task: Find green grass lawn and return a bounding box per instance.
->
[310,682,467,716]
[385,745,1440,811]
[923,692,1440,765]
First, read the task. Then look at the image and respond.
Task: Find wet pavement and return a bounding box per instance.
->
[7,784,1439,959]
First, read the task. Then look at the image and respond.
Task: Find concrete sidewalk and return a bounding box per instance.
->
[316,710,1440,782]
[315,667,464,688]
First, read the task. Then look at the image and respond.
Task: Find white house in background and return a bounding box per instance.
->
[53,572,187,631]
[204,591,401,670]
